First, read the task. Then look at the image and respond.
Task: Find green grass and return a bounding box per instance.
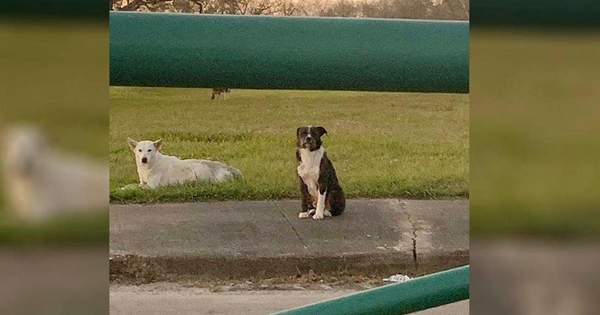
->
[0,21,108,158]
[110,88,469,203]
[0,212,108,246]
[0,22,108,244]
[471,29,600,238]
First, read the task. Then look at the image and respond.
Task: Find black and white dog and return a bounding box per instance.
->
[211,87,230,100]
[296,126,345,220]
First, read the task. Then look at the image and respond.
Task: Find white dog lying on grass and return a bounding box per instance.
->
[1,125,108,222]
[125,138,242,189]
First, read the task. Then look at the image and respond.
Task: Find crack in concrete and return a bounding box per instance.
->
[412,226,419,271]
[399,199,419,271]
[274,202,313,255]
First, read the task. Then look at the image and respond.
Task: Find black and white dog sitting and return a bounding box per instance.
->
[296,126,345,220]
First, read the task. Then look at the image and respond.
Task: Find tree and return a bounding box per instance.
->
[322,0,361,17]
[110,0,469,20]
[298,0,330,16]
[275,0,298,16]
[111,0,203,12]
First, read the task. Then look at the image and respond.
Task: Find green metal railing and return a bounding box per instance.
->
[110,12,468,93]
[271,266,469,315]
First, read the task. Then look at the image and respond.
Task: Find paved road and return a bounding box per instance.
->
[1,248,108,315]
[471,240,600,315]
[110,284,469,315]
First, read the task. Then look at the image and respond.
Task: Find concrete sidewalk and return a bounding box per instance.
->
[110,199,468,282]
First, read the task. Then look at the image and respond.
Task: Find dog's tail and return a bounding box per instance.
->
[228,166,243,180]
[328,189,345,216]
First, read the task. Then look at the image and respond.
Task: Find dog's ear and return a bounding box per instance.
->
[153,139,163,150]
[314,126,328,137]
[127,138,138,150]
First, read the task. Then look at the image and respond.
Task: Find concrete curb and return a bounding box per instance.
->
[110,199,468,283]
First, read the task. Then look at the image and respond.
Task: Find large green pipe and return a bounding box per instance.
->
[110,12,468,93]
[472,0,599,29]
[271,265,469,315]
[0,0,106,19]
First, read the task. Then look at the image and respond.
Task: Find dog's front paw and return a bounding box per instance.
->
[313,212,325,220]
[298,212,310,219]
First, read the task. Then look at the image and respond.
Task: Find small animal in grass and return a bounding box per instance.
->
[211,87,230,100]
[296,126,345,220]
[126,138,242,189]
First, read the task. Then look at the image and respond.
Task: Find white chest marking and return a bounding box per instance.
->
[297,147,324,197]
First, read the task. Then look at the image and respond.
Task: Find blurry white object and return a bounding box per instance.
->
[1,125,108,222]
[383,274,412,283]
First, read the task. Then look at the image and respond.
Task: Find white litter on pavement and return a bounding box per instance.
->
[383,274,412,283]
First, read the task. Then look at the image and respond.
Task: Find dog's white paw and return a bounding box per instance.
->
[324,210,332,217]
[308,209,316,215]
[298,212,310,219]
[313,213,325,220]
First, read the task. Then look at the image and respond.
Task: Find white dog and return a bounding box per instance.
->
[1,125,108,222]
[127,138,242,189]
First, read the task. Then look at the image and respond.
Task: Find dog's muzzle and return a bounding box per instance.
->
[301,136,313,148]
[141,157,148,163]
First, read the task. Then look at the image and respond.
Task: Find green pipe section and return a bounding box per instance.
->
[472,0,600,29]
[110,12,469,93]
[0,0,106,20]
[271,265,469,315]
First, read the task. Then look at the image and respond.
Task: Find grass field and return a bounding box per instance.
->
[0,212,108,246]
[471,29,600,237]
[1,22,108,244]
[110,88,469,203]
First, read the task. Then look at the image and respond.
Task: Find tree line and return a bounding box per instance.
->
[111,0,469,20]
